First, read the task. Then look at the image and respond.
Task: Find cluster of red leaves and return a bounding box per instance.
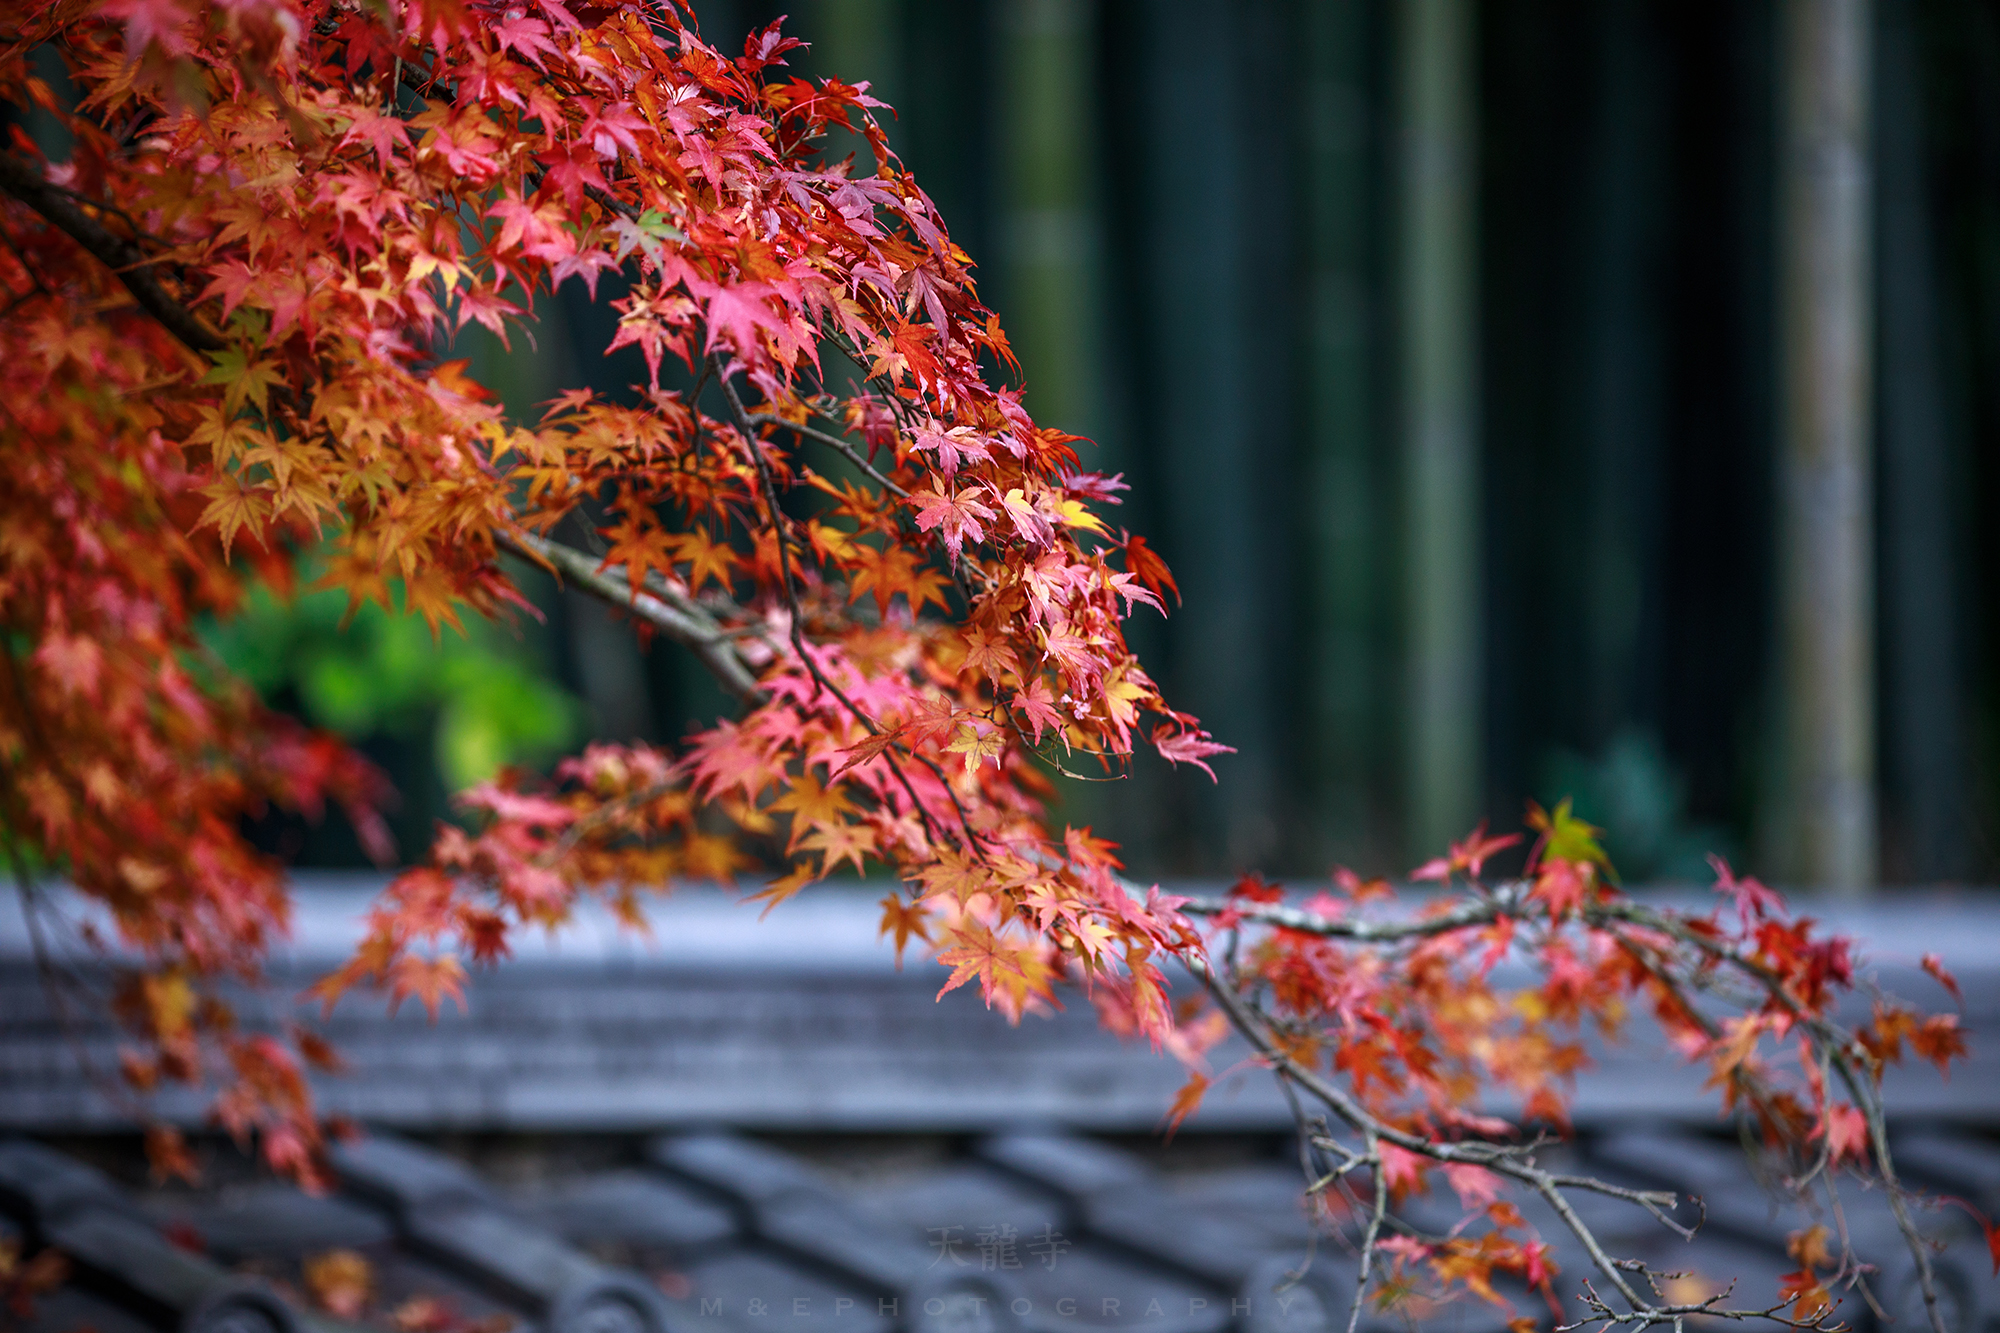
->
[0,0,1221,1173]
[0,41,389,1172]
[1181,804,1974,1324]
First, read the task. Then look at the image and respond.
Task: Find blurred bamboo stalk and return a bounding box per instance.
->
[1875,0,1967,881]
[812,0,902,177]
[1398,0,1482,859]
[1775,0,1876,891]
[997,0,1105,441]
[1299,0,1379,865]
[1130,0,1286,868]
[803,0,902,463]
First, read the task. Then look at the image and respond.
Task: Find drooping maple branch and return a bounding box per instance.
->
[1180,867,1954,1333]
[497,528,765,703]
[0,151,224,354]
[1586,889,1943,1319]
[0,151,770,710]
[1190,954,1652,1311]
[0,145,772,709]
[1591,907,1942,1324]
[1189,955,1858,1331]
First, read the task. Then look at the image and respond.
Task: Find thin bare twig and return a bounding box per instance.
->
[746,411,909,498]
[1346,1123,1386,1333]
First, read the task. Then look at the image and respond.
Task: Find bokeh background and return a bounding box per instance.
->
[220,0,2000,889]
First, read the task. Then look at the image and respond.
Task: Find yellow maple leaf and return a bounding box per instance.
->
[798,820,875,877]
[141,969,197,1039]
[1056,498,1106,534]
[944,721,1006,773]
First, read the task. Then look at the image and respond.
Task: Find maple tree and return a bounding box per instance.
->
[0,3,1979,1331]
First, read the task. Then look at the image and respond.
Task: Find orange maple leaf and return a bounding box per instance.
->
[1162,1071,1208,1137]
[1911,1013,1970,1076]
[767,772,857,849]
[878,894,933,968]
[1779,1269,1833,1323]
[746,863,820,915]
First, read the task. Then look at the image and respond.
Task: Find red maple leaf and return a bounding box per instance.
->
[1011,676,1063,744]
[1119,532,1179,605]
[910,486,994,559]
[1151,724,1234,781]
[1922,952,1964,1007]
[1413,821,1523,883]
[1709,853,1786,926]
[1814,1103,1870,1165]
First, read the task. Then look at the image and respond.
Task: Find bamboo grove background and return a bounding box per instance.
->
[206,0,2000,889]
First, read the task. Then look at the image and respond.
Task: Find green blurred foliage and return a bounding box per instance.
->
[203,566,582,795]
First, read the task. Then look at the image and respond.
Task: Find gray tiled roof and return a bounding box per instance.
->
[1,1126,1996,1333]
[3,883,1998,1332]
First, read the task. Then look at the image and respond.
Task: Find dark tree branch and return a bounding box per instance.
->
[0,151,225,353]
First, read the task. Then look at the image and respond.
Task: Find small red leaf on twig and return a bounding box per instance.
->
[1922,953,1963,1007]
